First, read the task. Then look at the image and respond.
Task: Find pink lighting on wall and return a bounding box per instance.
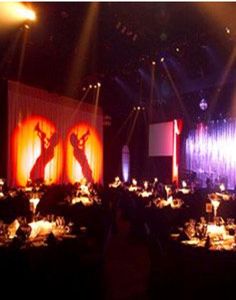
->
[172,119,183,185]
[185,119,236,189]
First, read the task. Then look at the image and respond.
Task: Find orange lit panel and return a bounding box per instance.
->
[66,123,103,183]
[12,116,63,186]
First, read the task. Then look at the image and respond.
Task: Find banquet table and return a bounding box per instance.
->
[0,229,105,298]
[166,231,236,296]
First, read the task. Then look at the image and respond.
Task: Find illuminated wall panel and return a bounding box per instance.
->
[122,145,130,182]
[12,116,63,186]
[8,81,103,186]
[149,120,182,184]
[185,120,236,189]
[149,121,173,157]
[66,123,103,183]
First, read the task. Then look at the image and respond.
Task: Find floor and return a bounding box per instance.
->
[104,209,150,300]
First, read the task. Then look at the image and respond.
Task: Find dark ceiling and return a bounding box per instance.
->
[1,2,236,122]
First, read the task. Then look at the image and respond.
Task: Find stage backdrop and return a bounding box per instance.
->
[185,120,236,189]
[7,81,103,186]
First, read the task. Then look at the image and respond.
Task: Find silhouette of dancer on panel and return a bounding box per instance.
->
[30,123,59,183]
[70,129,94,183]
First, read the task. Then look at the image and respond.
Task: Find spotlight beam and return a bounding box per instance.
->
[17,27,29,80]
[81,86,90,102]
[0,29,22,74]
[149,62,156,119]
[66,3,99,96]
[92,84,101,126]
[69,86,91,122]
[126,110,139,145]
[162,61,191,126]
[208,46,236,121]
[114,109,135,139]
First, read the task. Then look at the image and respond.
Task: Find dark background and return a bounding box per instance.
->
[1,2,236,183]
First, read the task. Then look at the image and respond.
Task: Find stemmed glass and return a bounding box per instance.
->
[52,216,66,236]
[211,198,220,220]
[196,217,207,240]
[29,193,40,221]
[208,193,221,221]
[226,218,235,235]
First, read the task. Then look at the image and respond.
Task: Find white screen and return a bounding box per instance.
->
[149,121,173,156]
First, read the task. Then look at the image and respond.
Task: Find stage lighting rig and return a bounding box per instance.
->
[133,105,145,111]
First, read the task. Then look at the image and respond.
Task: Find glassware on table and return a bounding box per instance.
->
[64,222,73,234]
[46,214,55,222]
[196,222,207,240]
[226,218,235,235]
[29,196,40,222]
[210,198,220,219]
[215,216,224,226]
[184,219,196,239]
[52,216,66,236]
[0,220,4,237]
[227,218,235,225]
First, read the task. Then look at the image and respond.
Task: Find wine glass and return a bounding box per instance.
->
[29,197,40,217]
[211,198,220,220]
[52,216,66,236]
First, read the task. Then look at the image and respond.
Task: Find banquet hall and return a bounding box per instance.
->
[1,2,236,299]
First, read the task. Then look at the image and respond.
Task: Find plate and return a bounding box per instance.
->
[181,239,199,246]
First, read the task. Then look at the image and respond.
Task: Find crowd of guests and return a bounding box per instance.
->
[0,175,236,297]
[0,178,112,297]
[108,175,236,297]
[0,175,235,243]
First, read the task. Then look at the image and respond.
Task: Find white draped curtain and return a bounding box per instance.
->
[185,120,236,189]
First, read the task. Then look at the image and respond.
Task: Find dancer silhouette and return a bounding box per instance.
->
[70,129,93,183]
[30,123,59,183]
